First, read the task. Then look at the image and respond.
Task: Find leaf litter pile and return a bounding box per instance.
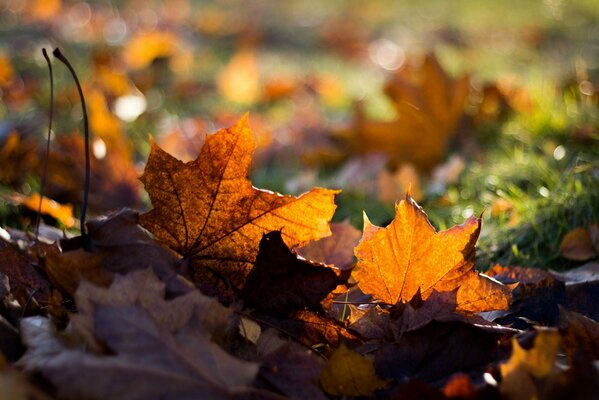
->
[1,108,599,399]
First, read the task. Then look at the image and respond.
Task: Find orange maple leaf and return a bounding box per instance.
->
[353,195,511,313]
[140,115,339,301]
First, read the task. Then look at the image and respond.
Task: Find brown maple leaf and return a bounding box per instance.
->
[353,195,511,313]
[139,116,339,302]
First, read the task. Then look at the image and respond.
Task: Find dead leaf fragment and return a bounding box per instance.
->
[353,195,511,313]
[140,116,339,302]
[319,343,388,397]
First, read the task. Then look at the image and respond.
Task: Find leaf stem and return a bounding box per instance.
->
[35,49,54,241]
[52,48,90,248]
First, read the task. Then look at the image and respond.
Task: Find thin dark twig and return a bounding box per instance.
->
[52,48,90,248]
[35,48,54,241]
[21,287,41,319]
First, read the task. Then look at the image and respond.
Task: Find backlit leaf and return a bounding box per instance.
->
[140,116,339,302]
[353,195,511,313]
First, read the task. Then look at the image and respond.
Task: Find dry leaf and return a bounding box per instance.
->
[0,53,14,87]
[44,209,191,297]
[487,265,565,329]
[124,30,180,70]
[256,310,361,351]
[353,195,511,313]
[0,369,54,400]
[19,269,259,400]
[296,221,361,270]
[140,116,339,302]
[0,241,51,310]
[337,54,469,171]
[241,231,349,315]
[319,343,388,397]
[500,329,561,400]
[17,193,75,228]
[374,320,503,384]
[259,341,328,400]
[377,164,423,203]
[217,48,260,104]
[558,306,599,362]
[560,227,597,261]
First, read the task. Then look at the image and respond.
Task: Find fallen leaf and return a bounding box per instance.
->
[19,269,259,400]
[488,265,565,329]
[560,227,597,261]
[0,313,22,363]
[44,209,191,297]
[44,132,140,212]
[319,342,389,397]
[551,261,599,285]
[17,193,75,228]
[442,373,477,399]
[0,53,14,87]
[500,328,561,400]
[559,306,599,362]
[255,310,361,352]
[241,231,349,315]
[374,321,504,385]
[124,30,181,70]
[139,116,339,302]
[378,164,424,203]
[258,340,328,400]
[0,369,54,400]
[217,48,260,104]
[0,241,51,310]
[336,54,469,171]
[157,117,209,162]
[353,195,511,313]
[296,221,361,270]
[0,132,38,187]
[388,379,447,400]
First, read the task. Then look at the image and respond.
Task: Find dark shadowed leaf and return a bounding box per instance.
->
[241,231,349,315]
[19,269,259,400]
[44,209,192,297]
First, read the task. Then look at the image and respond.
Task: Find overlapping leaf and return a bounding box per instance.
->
[140,116,338,301]
[19,269,259,400]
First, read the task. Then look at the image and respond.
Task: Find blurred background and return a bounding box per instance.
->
[0,0,597,269]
